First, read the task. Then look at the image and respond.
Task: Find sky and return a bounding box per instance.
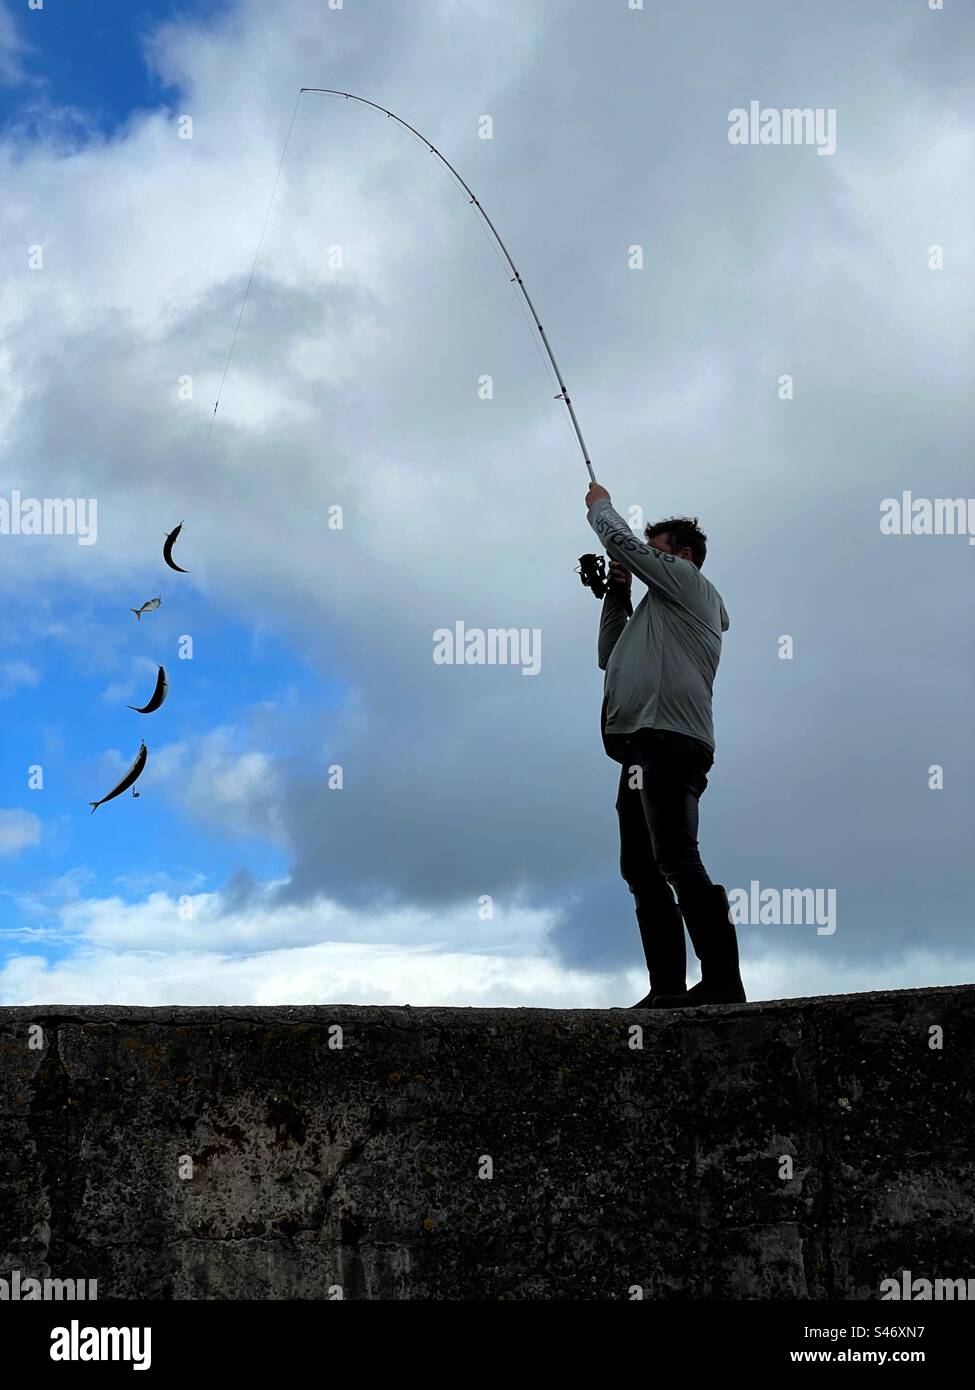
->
[0,0,972,1007]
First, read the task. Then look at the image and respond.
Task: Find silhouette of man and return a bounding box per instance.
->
[585,482,745,1009]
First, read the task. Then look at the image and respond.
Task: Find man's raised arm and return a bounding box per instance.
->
[585,483,700,605]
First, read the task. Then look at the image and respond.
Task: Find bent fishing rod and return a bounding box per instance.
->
[211,88,592,483]
[261,88,594,482]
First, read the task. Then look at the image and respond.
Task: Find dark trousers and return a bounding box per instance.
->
[615,729,715,991]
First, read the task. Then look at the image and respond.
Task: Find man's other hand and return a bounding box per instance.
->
[608,559,632,591]
[585,482,610,510]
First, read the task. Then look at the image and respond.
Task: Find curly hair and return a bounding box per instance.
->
[644,516,708,569]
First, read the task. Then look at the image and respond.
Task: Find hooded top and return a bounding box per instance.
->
[587,498,730,760]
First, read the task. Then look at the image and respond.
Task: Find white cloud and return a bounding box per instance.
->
[3,929,973,1009]
[2,877,973,1006]
[100,655,161,706]
[0,807,41,856]
[0,936,624,1008]
[0,660,40,696]
[1,880,617,1005]
[0,1,32,87]
[740,948,975,1005]
[150,726,287,844]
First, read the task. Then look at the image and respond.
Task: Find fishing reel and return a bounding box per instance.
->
[577,553,608,600]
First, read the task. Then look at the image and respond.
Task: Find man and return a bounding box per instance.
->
[585,481,745,1009]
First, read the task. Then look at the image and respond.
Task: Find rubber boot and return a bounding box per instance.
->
[628,891,687,1008]
[650,884,745,1008]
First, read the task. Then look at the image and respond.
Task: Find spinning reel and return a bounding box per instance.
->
[577,553,608,600]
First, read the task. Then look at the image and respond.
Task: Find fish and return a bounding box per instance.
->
[128,665,168,714]
[163,522,189,574]
[131,596,161,621]
[89,741,148,813]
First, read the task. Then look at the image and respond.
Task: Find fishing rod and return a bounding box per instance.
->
[212,89,603,596]
[297,88,595,482]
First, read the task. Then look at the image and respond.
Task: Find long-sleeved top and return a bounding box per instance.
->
[588,497,730,760]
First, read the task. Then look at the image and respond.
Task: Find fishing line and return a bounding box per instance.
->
[214,87,595,479]
[210,90,302,427]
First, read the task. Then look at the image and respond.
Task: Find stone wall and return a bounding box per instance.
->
[1,986,972,1299]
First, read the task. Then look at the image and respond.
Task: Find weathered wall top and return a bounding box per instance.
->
[1,985,972,1300]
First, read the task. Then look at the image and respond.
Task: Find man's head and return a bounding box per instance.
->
[645,516,708,569]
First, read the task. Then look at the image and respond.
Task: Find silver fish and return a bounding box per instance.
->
[89,741,148,814]
[130,596,161,621]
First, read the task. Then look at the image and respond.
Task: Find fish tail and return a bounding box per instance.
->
[131,609,141,620]
[89,802,99,813]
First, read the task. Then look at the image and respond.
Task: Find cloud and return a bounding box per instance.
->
[100,655,161,706]
[2,876,973,1007]
[0,937,620,1009]
[0,807,41,856]
[150,726,287,845]
[0,0,973,1006]
[0,1,32,87]
[0,660,40,696]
